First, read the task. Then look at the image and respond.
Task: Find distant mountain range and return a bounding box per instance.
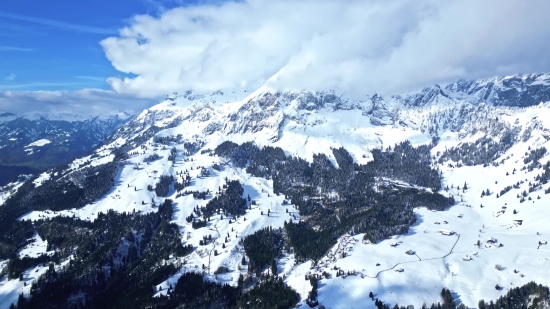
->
[0,113,132,186]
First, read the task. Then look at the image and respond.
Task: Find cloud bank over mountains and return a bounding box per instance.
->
[0,89,152,117]
[101,0,550,98]
[2,0,550,116]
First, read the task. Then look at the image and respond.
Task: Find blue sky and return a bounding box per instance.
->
[0,0,194,91]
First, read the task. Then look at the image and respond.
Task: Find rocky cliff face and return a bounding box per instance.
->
[445,73,550,107]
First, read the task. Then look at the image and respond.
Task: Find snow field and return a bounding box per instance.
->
[293,135,550,308]
[25,139,51,148]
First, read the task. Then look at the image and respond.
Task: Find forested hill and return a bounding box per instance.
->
[0,165,40,187]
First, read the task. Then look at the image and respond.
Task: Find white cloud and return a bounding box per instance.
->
[101,0,550,98]
[4,73,16,81]
[0,89,154,117]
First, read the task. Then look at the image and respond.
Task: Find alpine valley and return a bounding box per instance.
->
[2,73,550,309]
[0,112,131,187]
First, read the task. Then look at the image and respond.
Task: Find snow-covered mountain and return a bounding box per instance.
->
[0,112,132,185]
[3,74,550,308]
[105,73,550,160]
[444,73,550,107]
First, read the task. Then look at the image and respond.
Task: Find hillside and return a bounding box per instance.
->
[2,74,550,308]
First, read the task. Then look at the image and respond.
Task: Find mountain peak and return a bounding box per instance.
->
[444,73,550,106]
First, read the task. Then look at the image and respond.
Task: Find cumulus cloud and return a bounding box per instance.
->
[101,0,550,98]
[0,89,154,117]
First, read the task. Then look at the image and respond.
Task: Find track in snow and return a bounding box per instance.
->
[362,234,461,279]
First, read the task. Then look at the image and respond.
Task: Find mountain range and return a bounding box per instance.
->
[0,113,131,186]
[2,73,550,308]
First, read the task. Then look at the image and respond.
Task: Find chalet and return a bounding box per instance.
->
[487,237,498,244]
[395,268,404,272]
[462,256,472,261]
[513,220,523,225]
[434,222,441,225]
[458,214,464,218]
[405,250,416,255]
[439,229,455,236]
[389,243,399,247]
[443,221,449,224]
[539,240,548,245]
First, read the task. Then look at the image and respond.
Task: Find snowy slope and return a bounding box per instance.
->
[5,74,550,308]
[303,159,550,308]
[445,73,550,107]
[0,175,30,206]
[0,257,71,308]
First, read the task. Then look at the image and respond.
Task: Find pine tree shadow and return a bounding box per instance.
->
[406,212,425,236]
[241,184,260,201]
[171,201,181,216]
[451,291,463,306]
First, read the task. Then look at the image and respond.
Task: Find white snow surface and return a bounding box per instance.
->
[25,139,51,147]
[5,87,550,308]
[18,233,50,259]
[0,183,23,207]
[32,172,51,188]
[0,175,31,207]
